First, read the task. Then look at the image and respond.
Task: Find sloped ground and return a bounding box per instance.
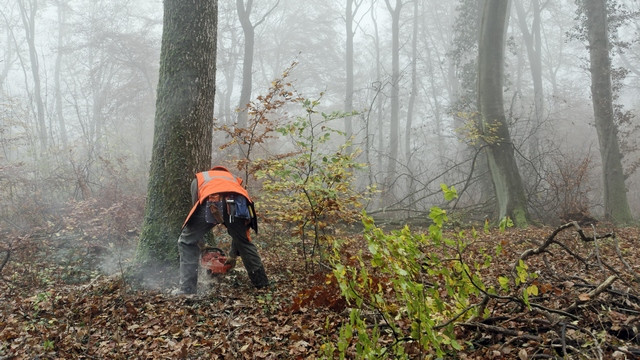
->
[2,222,640,359]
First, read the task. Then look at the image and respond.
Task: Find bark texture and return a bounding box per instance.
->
[137,0,218,265]
[582,0,633,224]
[478,0,530,227]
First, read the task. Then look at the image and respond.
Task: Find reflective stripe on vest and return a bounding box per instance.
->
[201,172,236,186]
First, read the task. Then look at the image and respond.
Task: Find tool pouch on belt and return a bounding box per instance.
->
[205,194,224,225]
[225,197,236,224]
[206,193,256,231]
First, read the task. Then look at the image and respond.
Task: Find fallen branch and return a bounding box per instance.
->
[0,248,9,275]
[517,221,614,273]
[613,234,640,283]
[563,275,618,313]
[458,322,542,342]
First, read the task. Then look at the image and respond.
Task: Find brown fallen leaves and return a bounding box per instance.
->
[2,223,640,359]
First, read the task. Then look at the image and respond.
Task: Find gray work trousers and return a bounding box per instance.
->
[178,203,267,293]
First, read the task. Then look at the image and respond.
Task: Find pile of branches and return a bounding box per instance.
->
[459,222,640,359]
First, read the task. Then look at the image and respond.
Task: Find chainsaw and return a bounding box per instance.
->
[200,247,232,275]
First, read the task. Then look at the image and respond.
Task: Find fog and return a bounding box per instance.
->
[2,0,640,242]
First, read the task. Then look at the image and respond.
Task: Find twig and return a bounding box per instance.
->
[613,233,640,283]
[560,321,567,358]
[517,222,575,266]
[458,322,542,342]
[434,298,485,330]
[529,303,579,321]
[0,248,10,275]
[563,275,618,313]
[591,224,604,271]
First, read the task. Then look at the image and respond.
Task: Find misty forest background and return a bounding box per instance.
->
[3,0,640,246]
[0,0,638,277]
[3,0,640,358]
[0,0,640,276]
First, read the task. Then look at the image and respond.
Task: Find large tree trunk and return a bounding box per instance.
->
[136,0,218,265]
[478,0,530,227]
[582,0,633,224]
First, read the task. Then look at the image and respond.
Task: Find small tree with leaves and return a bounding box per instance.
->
[254,96,369,271]
[216,62,302,184]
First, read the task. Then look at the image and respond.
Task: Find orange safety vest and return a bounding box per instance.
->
[182,166,252,228]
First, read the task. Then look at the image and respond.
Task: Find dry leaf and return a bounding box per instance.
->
[518,348,528,360]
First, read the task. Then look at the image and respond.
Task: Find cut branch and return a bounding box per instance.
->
[563,275,618,313]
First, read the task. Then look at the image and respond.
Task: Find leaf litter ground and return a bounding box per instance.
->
[2,222,640,359]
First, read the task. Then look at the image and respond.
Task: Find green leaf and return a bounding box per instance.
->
[440,183,458,201]
[498,276,510,291]
[450,339,462,350]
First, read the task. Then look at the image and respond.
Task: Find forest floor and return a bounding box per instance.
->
[2,220,640,359]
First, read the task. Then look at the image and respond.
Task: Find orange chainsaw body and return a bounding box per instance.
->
[201,247,232,275]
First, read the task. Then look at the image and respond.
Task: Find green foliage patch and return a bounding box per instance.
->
[324,186,532,358]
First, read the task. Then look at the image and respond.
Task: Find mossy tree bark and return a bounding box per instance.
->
[582,0,633,225]
[477,0,530,227]
[136,0,218,266]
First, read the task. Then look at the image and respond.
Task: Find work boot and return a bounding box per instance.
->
[248,267,270,289]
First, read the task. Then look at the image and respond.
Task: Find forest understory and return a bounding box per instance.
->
[2,218,640,359]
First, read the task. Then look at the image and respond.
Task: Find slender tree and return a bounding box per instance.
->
[17,0,47,152]
[404,0,418,167]
[54,0,68,148]
[345,0,363,143]
[581,0,633,224]
[514,0,544,157]
[136,0,218,265]
[478,0,530,226]
[383,0,402,199]
[235,0,279,158]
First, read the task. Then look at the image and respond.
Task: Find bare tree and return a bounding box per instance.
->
[514,0,545,158]
[17,0,47,152]
[345,0,363,143]
[235,0,279,157]
[54,0,68,148]
[383,0,402,200]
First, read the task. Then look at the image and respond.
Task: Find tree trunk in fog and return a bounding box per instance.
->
[367,3,384,187]
[514,0,543,158]
[582,0,633,224]
[137,0,218,266]
[236,0,255,138]
[384,0,402,199]
[235,0,278,158]
[405,0,417,168]
[404,0,418,206]
[345,0,361,144]
[0,28,13,88]
[18,0,47,152]
[54,0,68,148]
[478,0,530,227]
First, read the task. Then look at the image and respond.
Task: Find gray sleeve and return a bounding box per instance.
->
[190,178,198,205]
